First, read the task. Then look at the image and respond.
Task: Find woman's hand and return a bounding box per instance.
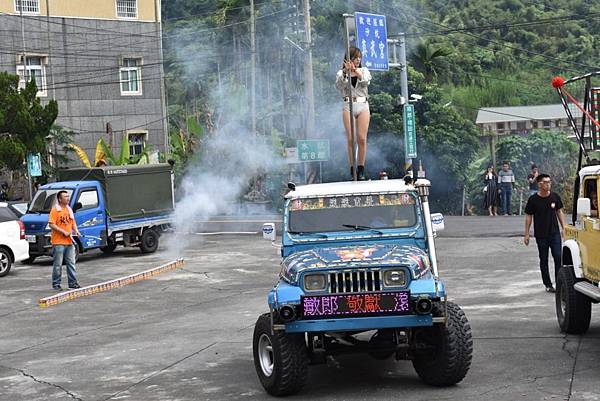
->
[344,60,356,74]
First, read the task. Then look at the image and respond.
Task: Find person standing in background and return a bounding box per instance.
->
[527,164,539,197]
[498,162,515,215]
[483,165,499,216]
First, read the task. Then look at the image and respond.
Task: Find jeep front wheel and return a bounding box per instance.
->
[252,313,308,396]
[412,302,473,386]
[556,266,591,334]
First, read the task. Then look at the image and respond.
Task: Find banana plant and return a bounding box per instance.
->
[70,135,149,167]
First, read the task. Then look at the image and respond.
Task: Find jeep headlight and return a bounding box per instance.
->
[383,269,407,287]
[303,273,327,291]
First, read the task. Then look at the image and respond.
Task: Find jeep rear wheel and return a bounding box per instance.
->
[556,266,591,334]
[412,302,473,386]
[252,313,308,396]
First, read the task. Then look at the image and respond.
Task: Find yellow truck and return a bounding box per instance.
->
[557,165,600,333]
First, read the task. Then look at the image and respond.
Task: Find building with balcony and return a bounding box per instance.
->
[0,0,167,164]
[475,104,581,137]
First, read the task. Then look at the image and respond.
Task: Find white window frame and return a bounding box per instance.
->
[128,131,147,158]
[16,55,47,97]
[14,0,40,15]
[116,0,137,19]
[119,58,142,96]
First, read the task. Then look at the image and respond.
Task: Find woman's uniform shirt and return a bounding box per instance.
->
[335,67,372,98]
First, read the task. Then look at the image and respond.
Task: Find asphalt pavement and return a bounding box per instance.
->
[0,216,598,401]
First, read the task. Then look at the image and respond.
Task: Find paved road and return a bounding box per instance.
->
[0,217,598,401]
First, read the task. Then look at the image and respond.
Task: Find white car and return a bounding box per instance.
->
[0,202,29,277]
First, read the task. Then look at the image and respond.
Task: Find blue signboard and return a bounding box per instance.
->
[27,153,42,177]
[355,12,388,71]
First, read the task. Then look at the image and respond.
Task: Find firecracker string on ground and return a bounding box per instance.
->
[38,258,185,308]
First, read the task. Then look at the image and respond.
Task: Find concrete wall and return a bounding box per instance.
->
[0,13,166,166]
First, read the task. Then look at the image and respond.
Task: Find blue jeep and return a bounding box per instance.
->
[253,179,473,395]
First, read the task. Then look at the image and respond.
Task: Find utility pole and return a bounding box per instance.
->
[19,0,33,200]
[155,0,170,155]
[250,0,257,137]
[487,126,497,168]
[45,0,56,170]
[302,0,315,138]
[398,33,412,179]
[302,0,317,183]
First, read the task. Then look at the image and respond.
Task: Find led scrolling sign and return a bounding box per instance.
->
[301,291,410,319]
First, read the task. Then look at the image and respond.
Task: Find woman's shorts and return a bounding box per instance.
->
[343,101,369,117]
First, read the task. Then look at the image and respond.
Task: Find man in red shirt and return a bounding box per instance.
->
[48,190,81,290]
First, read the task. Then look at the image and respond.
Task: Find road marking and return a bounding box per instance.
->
[38,258,185,308]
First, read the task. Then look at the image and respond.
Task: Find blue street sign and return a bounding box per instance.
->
[355,12,388,71]
[27,153,42,177]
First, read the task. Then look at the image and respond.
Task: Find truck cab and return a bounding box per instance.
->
[558,165,600,333]
[22,181,106,261]
[252,179,473,396]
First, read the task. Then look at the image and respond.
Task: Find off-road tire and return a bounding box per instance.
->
[0,248,12,277]
[140,229,159,253]
[412,302,473,386]
[253,313,308,396]
[556,266,591,334]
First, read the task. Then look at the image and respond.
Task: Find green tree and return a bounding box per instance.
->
[413,41,452,83]
[0,72,58,171]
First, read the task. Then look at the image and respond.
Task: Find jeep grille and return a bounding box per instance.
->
[329,269,381,294]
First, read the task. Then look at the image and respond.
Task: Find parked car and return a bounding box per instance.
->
[21,164,174,263]
[7,201,28,218]
[0,202,29,276]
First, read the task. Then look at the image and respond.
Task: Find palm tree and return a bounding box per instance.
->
[413,41,452,83]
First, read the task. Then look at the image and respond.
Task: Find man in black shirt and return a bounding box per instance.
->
[524,174,566,293]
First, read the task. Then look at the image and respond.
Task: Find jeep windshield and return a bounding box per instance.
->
[28,189,73,213]
[288,193,418,234]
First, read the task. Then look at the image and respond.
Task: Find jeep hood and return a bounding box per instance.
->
[282,243,431,283]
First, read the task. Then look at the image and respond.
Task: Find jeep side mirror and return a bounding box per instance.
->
[262,223,276,241]
[577,198,591,216]
[431,213,445,232]
[73,202,83,212]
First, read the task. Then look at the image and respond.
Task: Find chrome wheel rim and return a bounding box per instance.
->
[0,252,9,273]
[258,333,274,377]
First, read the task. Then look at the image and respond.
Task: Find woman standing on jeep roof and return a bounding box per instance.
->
[335,46,372,181]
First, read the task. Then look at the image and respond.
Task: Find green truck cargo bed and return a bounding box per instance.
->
[57,164,174,221]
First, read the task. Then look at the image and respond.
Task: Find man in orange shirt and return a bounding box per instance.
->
[48,190,81,290]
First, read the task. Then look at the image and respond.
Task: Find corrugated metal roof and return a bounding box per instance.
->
[475,104,581,124]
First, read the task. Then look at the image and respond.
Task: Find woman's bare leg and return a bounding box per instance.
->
[356,111,371,165]
[342,110,353,166]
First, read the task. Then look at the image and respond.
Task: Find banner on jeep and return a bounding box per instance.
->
[290,194,414,211]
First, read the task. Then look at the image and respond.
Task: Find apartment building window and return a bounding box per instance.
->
[116,0,137,19]
[543,120,551,128]
[120,58,141,95]
[15,0,39,14]
[16,56,47,97]
[128,132,146,157]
